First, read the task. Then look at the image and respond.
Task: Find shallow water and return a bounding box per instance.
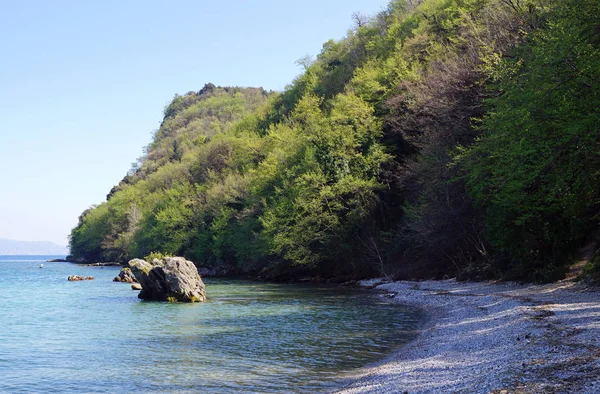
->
[0,256,423,393]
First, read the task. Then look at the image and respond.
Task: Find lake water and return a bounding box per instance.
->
[0,256,423,393]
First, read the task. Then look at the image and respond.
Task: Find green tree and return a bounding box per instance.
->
[457,0,600,279]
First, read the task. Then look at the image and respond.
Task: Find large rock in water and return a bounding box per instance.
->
[127,257,206,302]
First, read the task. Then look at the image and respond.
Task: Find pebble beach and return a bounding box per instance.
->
[336,278,600,393]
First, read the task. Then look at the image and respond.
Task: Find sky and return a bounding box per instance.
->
[0,0,391,246]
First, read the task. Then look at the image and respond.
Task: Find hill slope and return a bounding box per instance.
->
[70,0,600,282]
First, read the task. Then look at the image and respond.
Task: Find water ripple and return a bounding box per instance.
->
[0,257,423,393]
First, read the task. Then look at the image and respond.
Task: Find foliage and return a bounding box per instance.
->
[582,250,600,283]
[456,0,600,280]
[70,0,598,282]
[144,251,166,262]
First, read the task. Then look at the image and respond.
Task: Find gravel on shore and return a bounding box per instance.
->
[334,278,600,394]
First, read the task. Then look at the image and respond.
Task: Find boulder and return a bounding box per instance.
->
[113,267,138,283]
[127,257,206,302]
[131,283,142,290]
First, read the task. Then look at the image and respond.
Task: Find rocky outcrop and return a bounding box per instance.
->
[113,267,138,283]
[68,275,94,281]
[127,257,206,302]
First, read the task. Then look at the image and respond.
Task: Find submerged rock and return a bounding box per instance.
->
[113,267,138,283]
[127,257,206,302]
[67,275,94,281]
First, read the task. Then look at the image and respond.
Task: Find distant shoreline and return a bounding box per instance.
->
[44,258,121,266]
[0,254,67,258]
[0,239,67,256]
[0,255,121,267]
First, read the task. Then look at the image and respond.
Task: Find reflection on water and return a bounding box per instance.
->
[0,256,423,393]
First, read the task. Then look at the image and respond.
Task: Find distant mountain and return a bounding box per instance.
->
[0,238,68,255]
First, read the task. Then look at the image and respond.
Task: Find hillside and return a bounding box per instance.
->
[70,0,600,282]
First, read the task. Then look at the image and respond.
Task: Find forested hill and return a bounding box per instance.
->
[70,0,600,282]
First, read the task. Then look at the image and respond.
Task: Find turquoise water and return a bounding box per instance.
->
[0,256,422,393]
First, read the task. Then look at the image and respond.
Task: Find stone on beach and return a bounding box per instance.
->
[113,267,138,283]
[127,257,206,302]
[335,279,600,394]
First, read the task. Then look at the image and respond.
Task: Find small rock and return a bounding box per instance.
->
[113,267,138,283]
[67,275,94,281]
[131,283,142,290]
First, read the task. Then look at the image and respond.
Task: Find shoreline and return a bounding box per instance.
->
[334,278,600,393]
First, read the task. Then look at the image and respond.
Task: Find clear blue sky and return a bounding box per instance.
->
[0,0,390,246]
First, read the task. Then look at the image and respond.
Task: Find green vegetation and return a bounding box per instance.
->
[583,251,600,283]
[70,0,600,282]
[456,0,600,280]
